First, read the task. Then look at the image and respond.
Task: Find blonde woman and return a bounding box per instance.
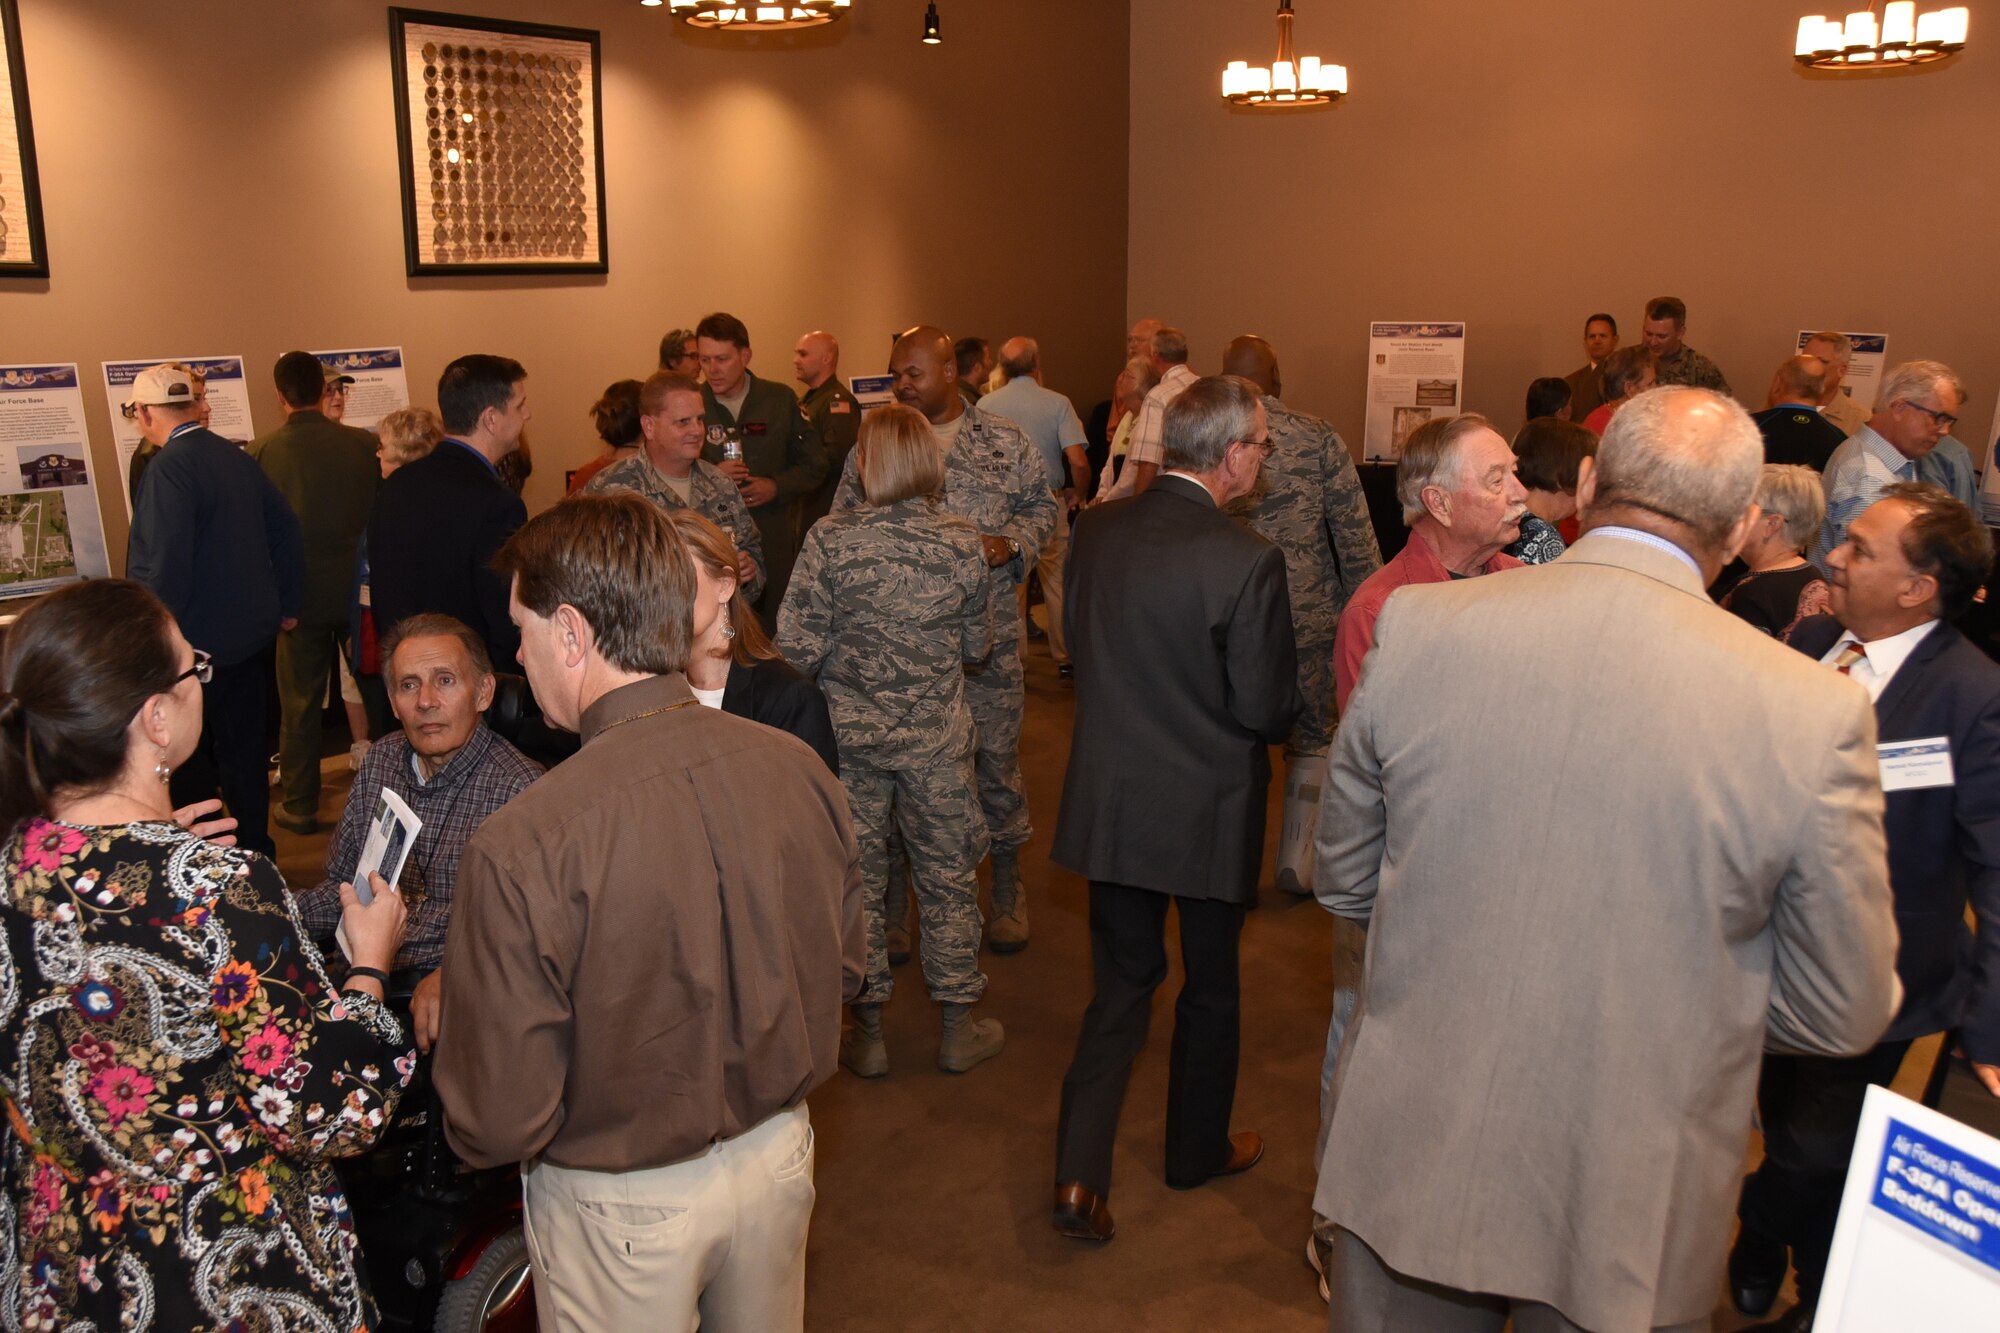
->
[777,404,1001,1076]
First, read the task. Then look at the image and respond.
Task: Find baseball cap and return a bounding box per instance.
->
[322,365,357,387]
[123,364,196,412]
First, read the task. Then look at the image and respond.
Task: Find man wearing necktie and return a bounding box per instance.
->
[1732,483,2000,1333]
[1811,359,1967,569]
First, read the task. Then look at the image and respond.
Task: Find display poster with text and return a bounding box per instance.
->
[1364,322,1466,460]
[0,365,113,599]
[102,357,254,515]
[312,347,411,432]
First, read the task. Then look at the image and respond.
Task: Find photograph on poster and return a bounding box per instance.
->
[0,364,111,598]
[0,0,49,277]
[389,9,607,277]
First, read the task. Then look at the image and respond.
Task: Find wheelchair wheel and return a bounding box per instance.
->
[433,1225,535,1333]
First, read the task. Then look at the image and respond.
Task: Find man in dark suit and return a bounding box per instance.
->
[368,355,530,671]
[125,363,303,857]
[1049,374,1301,1242]
[1733,482,2000,1332]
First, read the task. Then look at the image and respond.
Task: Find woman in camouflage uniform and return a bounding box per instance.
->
[778,404,1003,1076]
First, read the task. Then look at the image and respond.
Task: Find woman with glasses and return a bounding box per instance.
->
[0,579,415,1330]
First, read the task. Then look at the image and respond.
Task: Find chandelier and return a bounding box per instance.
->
[1795,3,1969,67]
[661,1,851,30]
[1222,0,1347,108]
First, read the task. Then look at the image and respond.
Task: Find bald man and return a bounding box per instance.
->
[1219,337,1382,893]
[1751,353,1846,471]
[795,329,861,531]
[828,327,1058,951]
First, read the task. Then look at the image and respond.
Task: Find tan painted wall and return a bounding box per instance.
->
[2,0,1130,570]
[1130,0,1999,456]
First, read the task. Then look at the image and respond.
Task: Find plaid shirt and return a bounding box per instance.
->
[1098,364,1198,502]
[296,724,540,971]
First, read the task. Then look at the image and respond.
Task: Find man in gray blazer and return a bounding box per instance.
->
[1051,375,1301,1243]
[1313,386,1901,1332]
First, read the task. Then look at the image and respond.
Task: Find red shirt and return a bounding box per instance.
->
[1582,401,1619,437]
[1332,529,1524,713]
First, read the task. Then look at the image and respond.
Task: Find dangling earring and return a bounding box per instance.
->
[155,746,172,785]
[720,609,736,642]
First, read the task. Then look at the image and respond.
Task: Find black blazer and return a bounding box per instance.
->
[1791,615,2000,1060]
[1053,475,1300,902]
[368,440,527,670]
[723,655,840,776]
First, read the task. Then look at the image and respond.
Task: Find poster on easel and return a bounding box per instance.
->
[0,364,112,600]
[1980,389,2000,527]
[850,374,896,413]
[101,356,254,515]
[311,347,410,432]
[1364,322,1466,461]
[1816,1085,2000,1331]
[1796,331,1889,412]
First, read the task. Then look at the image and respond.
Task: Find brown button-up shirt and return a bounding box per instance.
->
[433,673,864,1172]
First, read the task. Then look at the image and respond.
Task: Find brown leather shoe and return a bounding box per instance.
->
[1216,1131,1264,1177]
[1052,1182,1115,1241]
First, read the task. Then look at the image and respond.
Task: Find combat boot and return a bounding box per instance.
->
[840,1002,888,1078]
[937,1002,1004,1073]
[987,846,1029,953]
[1275,751,1328,895]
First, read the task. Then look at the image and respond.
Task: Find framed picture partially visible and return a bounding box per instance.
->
[0,0,49,278]
[388,8,607,276]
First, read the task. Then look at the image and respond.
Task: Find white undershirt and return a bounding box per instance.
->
[930,412,966,449]
[690,683,727,710]
[1820,619,1936,702]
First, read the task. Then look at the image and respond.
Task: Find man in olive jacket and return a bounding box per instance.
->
[696,312,829,623]
[254,350,380,833]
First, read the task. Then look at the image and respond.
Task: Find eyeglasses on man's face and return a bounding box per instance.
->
[1899,400,1958,431]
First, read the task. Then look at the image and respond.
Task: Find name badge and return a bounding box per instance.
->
[1878,736,1954,792]
[745,421,769,436]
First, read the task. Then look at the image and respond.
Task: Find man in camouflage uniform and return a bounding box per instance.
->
[587,371,767,603]
[1643,295,1731,395]
[1220,337,1382,894]
[833,327,1057,952]
[780,412,1001,1074]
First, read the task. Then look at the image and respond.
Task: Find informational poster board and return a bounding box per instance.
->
[1797,331,1888,413]
[1980,389,2000,527]
[312,347,411,432]
[1817,1085,2000,1331]
[850,374,896,413]
[1364,322,1466,460]
[0,364,113,599]
[102,356,255,514]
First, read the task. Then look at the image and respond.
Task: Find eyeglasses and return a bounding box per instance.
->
[1899,400,1959,431]
[171,650,213,687]
[1237,437,1274,457]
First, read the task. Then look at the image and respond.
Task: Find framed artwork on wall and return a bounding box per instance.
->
[388,8,608,277]
[0,0,49,278]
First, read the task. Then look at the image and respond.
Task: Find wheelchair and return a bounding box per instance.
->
[335,971,537,1333]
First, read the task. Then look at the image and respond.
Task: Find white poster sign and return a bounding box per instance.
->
[1981,388,2000,527]
[1817,1085,2000,1331]
[1364,322,1466,461]
[312,347,410,432]
[1798,331,1889,413]
[102,356,255,515]
[850,374,896,413]
[0,364,113,599]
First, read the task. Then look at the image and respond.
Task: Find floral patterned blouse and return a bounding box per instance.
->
[0,818,415,1332]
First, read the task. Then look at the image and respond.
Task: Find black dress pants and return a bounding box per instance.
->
[1737,1038,1914,1300]
[168,649,274,858]
[1055,881,1244,1195]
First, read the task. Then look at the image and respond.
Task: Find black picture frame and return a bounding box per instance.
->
[388,8,608,277]
[0,0,49,279]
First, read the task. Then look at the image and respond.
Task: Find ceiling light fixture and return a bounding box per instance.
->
[923,2,941,44]
[665,1,851,31]
[1794,3,1969,68]
[1222,0,1346,109]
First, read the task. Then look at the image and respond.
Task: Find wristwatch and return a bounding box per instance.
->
[999,535,1020,563]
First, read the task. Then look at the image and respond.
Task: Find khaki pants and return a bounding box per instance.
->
[522,1103,815,1333]
[1034,494,1071,664]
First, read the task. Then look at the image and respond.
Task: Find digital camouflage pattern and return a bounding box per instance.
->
[778,497,995,1003]
[586,452,767,603]
[1225,396,1384,753]
[832,404,1056,851]
[1653,344,1731,396]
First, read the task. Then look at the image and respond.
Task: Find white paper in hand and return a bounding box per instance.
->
[336,789,422,961]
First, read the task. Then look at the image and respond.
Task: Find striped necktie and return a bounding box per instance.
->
[1833,640,1867,675]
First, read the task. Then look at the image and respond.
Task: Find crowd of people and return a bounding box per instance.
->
[0,299,1991,1333]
